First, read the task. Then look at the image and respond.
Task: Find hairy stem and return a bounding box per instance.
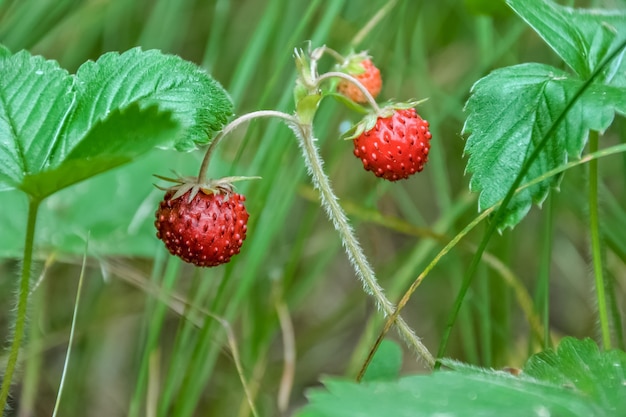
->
[198,110,299,181]
[0,197,40,413]
[193,99,433,366]
[291,122,434,367]
[588,130,611,350]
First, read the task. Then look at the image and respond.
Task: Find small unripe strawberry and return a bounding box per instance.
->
[155,188,249,267]
[337,58,382,104]
[352,108,431,181]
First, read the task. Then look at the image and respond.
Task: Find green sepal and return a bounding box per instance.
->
[341,113,378,141]
[296,93,323,125]
[341,99,429,141]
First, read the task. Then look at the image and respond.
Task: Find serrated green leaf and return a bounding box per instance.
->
[20,103,179,199]
[298,368,593,417]
[54,47,233,157]
[506,0,626,85]
[462,63,625,229]
[0,47,232,199]
[0,50,74,187]
[524,337,626,414]
[297,338,626,417]
[361,339,402,382]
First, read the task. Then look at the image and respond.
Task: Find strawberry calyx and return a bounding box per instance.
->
[154,174,260,202]
[341,99,429,141]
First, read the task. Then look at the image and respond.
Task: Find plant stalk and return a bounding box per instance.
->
[291,121,435,367]
[198,110,298,181]
[588,130,611,350]
[316,71,382,113]
[0,197,40,413]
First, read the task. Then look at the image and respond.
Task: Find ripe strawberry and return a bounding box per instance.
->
[155,187,249,267]
[352,108,431,181]
[337,58,382,104]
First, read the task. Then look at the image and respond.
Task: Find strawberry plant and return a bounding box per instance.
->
[298,0,626,415]
[0,0,625,416]
[0,46,233,412]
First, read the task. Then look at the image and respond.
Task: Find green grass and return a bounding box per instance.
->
[1,0,625,416]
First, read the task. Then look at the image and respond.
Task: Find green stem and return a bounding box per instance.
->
[291,122,435,367]
[316,71,382,113]
[0,197,40,413]
[197,110,298,181]
[588,130,611,350]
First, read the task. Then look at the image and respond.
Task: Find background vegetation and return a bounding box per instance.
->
[0,0,624,416]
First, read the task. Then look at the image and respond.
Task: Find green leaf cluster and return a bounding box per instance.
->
[298,338,626,417]
[462,0,626,229]
[0,47,233,200]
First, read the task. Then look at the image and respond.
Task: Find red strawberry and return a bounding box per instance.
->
[155,188,249,267]
[352,108,431,181]
[337,58,382,104]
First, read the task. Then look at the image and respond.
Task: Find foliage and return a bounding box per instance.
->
[0,0,624,416]
[297,338,626,417]
[0,47,233,199]
[463,0,626,229]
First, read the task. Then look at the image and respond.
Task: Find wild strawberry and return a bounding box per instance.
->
[154,177,250,267]
[352,107,431,181]
[337,58,382,104]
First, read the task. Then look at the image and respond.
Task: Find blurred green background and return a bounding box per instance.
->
[1,0,625,416]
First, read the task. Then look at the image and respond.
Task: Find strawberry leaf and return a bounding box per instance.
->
[0,46,232,198]
[524,337,626,413]
[297,338,626,417]
[463,63,625,230]
[506,0,626,85]
[20,103,178,199]
[54,47,232,157]
[0,50,74,189]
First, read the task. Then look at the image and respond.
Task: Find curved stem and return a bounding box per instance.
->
[316,71,382,113]
[198,110,298,181]
[0,197,40,412]
[291,121,434,368]
[588,130,611,350]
